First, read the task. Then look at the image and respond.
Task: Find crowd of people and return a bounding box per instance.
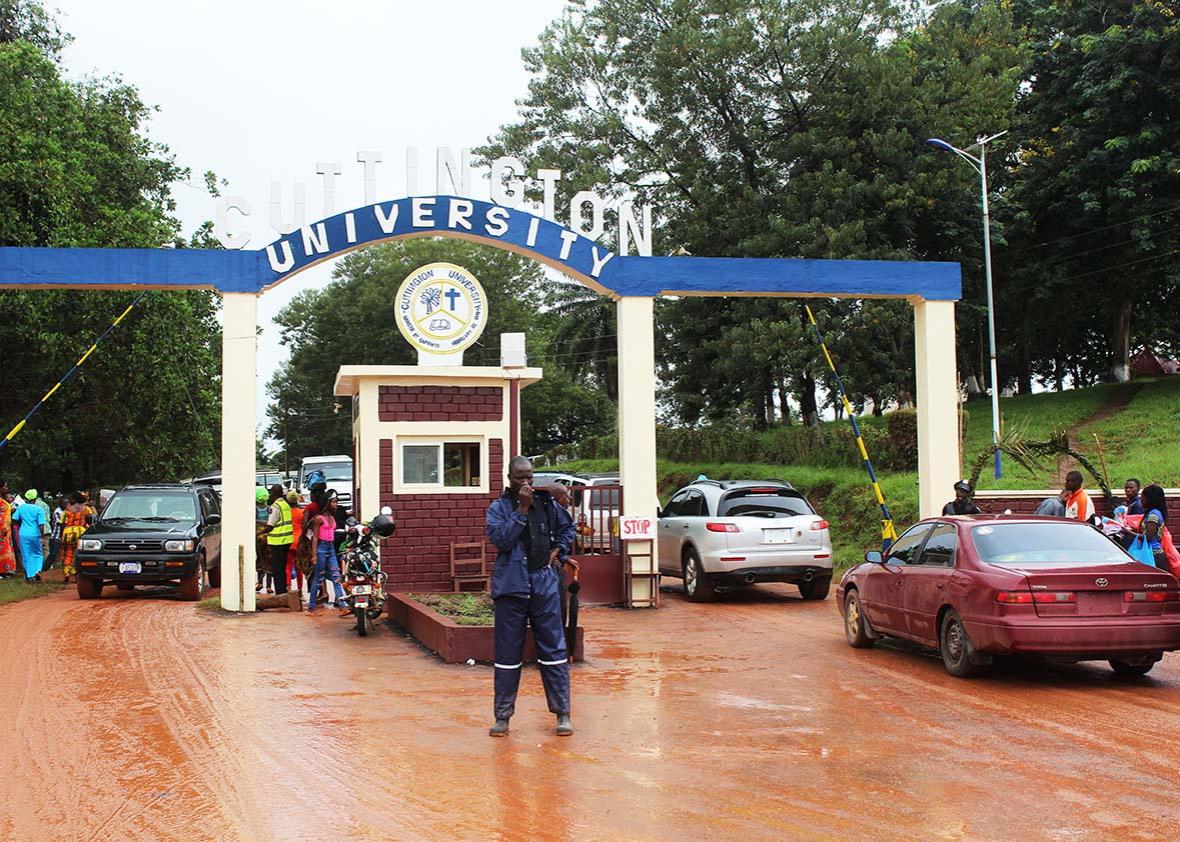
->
[0,478,96,584]
[945,472,1179,574]
[254,476,352,616]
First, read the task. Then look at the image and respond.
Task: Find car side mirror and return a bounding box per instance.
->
[656,506,663,519]
[864,550,883,564]
[205,513,221,525]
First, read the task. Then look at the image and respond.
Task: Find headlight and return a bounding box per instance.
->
[165,539,196,552]
[79,539,102,552]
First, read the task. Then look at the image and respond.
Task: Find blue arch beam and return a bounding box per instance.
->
[0,196,960,300]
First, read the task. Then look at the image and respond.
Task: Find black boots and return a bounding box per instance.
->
[489,718,510,737]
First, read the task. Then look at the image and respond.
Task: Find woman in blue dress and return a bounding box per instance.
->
[12,489,47,581]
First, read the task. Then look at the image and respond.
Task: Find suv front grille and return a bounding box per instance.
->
[102,540,164,552]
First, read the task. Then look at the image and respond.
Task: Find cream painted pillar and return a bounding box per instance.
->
[913,299,961,519]
[616,296,659,606]
[220,292,257,612]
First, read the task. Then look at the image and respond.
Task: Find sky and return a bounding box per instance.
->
[58,0,568,448]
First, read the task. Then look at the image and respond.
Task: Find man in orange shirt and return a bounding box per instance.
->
[1061,470,1095,521]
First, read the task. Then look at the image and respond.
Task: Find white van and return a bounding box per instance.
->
[299,455,354,512]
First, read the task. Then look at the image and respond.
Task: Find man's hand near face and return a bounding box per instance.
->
[517,482,533,514]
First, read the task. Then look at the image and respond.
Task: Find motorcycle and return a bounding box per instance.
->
[339,506,396,636]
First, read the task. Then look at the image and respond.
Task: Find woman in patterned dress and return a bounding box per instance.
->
[59,492,91,584]
[0,480,15,577]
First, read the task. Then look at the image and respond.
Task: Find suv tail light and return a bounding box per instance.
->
[811,520,829,531]
[1125,591,1180,602]
[705,522,740,533]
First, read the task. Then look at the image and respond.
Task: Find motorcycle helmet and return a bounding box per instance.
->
[369,512,396,537]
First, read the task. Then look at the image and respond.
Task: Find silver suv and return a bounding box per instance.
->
[658,479,833,602]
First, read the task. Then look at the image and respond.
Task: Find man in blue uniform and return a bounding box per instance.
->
[486,456,577,737]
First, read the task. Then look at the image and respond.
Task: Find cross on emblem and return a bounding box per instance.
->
[444,286,462,311]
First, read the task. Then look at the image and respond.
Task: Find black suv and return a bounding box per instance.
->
[75,484,222,600]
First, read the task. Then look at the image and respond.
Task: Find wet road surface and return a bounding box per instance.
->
[1,583,1178,840]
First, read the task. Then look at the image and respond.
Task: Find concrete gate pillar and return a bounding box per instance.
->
[220,292,258,612]
[616,296,659,604]
[912,299,961,519]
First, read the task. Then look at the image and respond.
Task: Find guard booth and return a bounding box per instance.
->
[335,355,541,592]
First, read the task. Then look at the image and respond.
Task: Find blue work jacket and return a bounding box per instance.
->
[486,491,575,599]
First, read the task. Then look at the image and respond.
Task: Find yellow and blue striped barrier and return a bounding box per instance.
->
[804,304,898,552]
[0,291,147,451]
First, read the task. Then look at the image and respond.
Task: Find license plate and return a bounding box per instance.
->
[118,562,142,574]
[763,529,795,544]
[351,585,371,595]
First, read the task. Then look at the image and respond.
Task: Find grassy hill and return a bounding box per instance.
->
[554,377,1180,571]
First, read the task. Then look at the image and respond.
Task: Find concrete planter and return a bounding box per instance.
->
[387,593,584,664]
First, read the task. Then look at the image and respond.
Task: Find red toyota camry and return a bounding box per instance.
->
[835,516,1180,677]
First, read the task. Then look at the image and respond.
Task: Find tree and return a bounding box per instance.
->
[0,1,222,490]
[265,238,615,461]
[1007,0,1180,382]
[482,0,1025,426]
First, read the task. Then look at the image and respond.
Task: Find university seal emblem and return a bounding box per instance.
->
[395,262,487,356]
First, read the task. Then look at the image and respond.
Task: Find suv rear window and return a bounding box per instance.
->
[718,488,813,518]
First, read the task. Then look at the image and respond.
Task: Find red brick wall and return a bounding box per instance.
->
[975,491,1180,523]
[377,385,503,422]
[378,437,504,592]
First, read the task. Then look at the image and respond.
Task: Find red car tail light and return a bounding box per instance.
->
[996,591,1034,604]
[811,520,829,531]
[706,522,739,533]
[1125,591,1180,602]
[1032,591,1076,604]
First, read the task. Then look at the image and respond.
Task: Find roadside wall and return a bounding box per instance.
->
[974,489,1180,523]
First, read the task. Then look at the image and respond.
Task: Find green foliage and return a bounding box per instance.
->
[0,6,222,491]
[411,592,495,625]
[0,576,62,605]
[482,0,1026,426]
[265,239,615,462]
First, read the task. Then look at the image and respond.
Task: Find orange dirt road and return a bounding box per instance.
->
[1,584,1178,841]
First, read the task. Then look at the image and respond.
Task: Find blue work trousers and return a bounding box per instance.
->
[493,565,569,720]
[308,542,345,609]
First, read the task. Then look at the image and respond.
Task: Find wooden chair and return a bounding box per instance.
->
[450,542,490,592]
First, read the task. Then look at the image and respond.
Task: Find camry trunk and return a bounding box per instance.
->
[1017,564,1178,618]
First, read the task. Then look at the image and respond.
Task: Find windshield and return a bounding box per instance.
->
[304,461,352,483]
[971,522,1129,566]
[719,490,813,518]
[102,491,197,524]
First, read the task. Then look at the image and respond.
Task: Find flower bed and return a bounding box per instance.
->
[387,593,584,664]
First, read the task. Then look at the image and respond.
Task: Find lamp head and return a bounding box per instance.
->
[925,138,956,153]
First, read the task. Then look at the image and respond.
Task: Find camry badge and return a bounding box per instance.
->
[1095,577,1109,588]
[129,545,137,551]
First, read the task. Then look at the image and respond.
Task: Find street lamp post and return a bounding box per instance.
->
[927,131,1007,479]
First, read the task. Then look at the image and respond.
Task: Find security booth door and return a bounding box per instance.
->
[902,523,957,646]
[859,523,933,635]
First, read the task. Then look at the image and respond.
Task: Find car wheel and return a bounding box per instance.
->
[207,564,221,589]
[1109,658,1156,677]
[682,549,714,602]
[798,576,831,601]
[179,557,206,602]
[940,610,989,678]
[843,589,874,648]
[76,576,102,600]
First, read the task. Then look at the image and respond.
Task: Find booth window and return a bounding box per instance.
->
[401,441,482,488]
